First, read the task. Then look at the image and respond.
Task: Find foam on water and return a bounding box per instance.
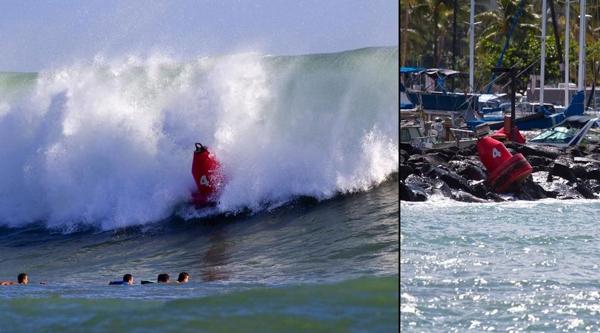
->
[0,47,398,229]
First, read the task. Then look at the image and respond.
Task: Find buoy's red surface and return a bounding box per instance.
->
[476,136,532,193]
[191,143,222,207]
[491,126,526,144]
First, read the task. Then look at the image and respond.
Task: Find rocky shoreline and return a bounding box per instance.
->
[400,142,600,202]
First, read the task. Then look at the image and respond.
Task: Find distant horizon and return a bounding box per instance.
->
[0,44,399,73]
[0,0,398,72]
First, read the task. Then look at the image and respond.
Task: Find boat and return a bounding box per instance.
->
[401,120,477,150]
[466,90,585,131]
[403,68,478,122]
[528,115,600,148]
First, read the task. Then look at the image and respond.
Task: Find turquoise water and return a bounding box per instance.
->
[0,180,398,332]
[401,199,600,332]
[1,277,398,333]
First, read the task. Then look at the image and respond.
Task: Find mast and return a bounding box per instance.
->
[469,0,475,92]
[540,0,548,105]
[565,0,570,105]
[578,0,585,91]
[452,0,457,70]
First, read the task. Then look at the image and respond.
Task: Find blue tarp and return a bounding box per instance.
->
[400,67,424,74]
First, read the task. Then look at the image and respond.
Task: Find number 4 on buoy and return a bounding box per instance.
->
[492,148,501,158]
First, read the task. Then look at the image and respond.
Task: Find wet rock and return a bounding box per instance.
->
[570,163,588,179]
[469,180,490,199]
[517,176,548,200]
[400,143,422,156]
[400,181,427,201]
[575,182,597,199]
[451,190,487,203]
[448,160,487,181]
[404,174,434,195]
[399,164,414,181]
[425,148,456,161]
[431,179,453,198]
[426,166,472,194]
[505,143,561,159]
[550,159,577,183]
[566,146,585,157]
[583,179,600,193]
[533,171,581,199]
[527,155,553,168]
[485,192,506,202]
[407,154,446,168]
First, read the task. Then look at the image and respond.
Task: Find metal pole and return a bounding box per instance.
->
[453,0,457,70]
[511,69,516,142]
[541,0,548,105]
[565,0,570,105]
[469,0,475,92]
[578,0,586,91]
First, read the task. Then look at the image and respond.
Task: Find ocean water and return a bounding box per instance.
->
[0,47,399,332]
[401,199,600,332]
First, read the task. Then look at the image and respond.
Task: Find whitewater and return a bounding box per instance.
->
[0,47,398,230]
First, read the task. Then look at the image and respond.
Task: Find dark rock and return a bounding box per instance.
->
[550,159,578,182]
[427,166,472,193]
[404,174,434,194]
[517,176,548,200]
[566,146,585,157]
[469,180,490,198]
[426,151,452,163]
[586,167,600,181]
[400,181,427,201]
[527,155,553,168]
[571,164,588,180]
[400,143,422,156]
[485,192,506,202]
[584,179,600,193]
[452,190,487,203]
[407,154,446,167]
[575,182,597,199]
[448,160,487,181]
[399,164,414,181]
[505,143,561,159]
[458,145,476,156]
[431,180,453,198]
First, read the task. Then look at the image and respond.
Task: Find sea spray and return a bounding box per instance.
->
[0,47,398,229]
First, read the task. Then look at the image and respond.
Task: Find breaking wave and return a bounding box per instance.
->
[0,47,398,229]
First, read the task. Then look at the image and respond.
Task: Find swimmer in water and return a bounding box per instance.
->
[0,273,29,286]
[177,272,190,283]
[109,274,133,285]
[157,273,170,283]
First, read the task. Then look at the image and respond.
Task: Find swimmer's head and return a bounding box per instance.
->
[123,274,133,285]
[157,273,170,283]
[177,272,190,283]
[17,273,28,285]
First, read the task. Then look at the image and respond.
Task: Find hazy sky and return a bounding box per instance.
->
[0,0,398,71]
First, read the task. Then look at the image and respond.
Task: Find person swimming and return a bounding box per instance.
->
[109,274,133,285]
[157,273,170,283]
[0,273,28,286]
[177,272,190,283]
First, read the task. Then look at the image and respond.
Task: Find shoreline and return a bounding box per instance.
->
[400,142,600,202]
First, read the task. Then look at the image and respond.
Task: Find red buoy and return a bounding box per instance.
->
[476,136,532,193]
[191,143,222,207]
[491,126,526,144]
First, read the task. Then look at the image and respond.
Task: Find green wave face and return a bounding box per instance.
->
[0,276,398,333]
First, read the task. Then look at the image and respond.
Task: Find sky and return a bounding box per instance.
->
[0,0,398,72]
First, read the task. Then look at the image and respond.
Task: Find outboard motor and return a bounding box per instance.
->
[191,143,222,207]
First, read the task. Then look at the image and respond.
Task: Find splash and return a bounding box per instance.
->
[0,47,398,229]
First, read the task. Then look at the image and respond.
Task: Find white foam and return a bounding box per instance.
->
[0,48,398,229]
